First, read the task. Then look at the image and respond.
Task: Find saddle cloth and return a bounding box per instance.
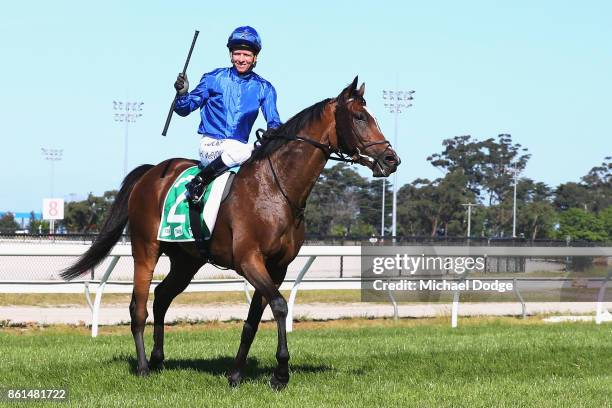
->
[157,166,234,242]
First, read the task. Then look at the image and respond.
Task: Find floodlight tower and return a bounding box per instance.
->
[113,100,144,176]
[381,87,414,240]
[41,148,63,197]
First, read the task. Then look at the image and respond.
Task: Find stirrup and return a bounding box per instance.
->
[185,177,205,203]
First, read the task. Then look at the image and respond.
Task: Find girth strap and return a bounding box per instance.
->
[188,201,209,261]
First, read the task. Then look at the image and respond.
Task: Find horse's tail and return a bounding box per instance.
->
[60,164,155,280]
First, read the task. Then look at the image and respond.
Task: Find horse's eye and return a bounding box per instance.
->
[354,112,367,122]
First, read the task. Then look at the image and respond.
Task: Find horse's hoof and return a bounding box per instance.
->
[149,359,164,371]
[136,366,150,377]
[227,371,242,388]
[149,350,165,371]
[269,373,288,391]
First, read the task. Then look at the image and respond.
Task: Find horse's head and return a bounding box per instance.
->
[333,76,401,177]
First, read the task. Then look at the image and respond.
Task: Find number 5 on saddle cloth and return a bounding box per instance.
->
[157,166,236,259]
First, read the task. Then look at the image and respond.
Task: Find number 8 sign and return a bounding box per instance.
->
[42,198,64,220]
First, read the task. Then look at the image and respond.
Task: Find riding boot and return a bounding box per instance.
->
[185,156,230,203]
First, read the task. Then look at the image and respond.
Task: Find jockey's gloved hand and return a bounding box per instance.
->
[174,73,189,96]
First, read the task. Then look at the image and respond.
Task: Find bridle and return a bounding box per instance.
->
[254,98,393,220]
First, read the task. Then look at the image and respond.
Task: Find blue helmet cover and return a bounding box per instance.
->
[227,26,262,53]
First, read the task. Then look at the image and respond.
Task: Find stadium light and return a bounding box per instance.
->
[41,148,63,197]
[113,100,144,176]
[381,88,414,240]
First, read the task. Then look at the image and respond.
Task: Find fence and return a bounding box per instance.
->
[1,232,605,246]
[0,243,361,336]
[0,242,611,337]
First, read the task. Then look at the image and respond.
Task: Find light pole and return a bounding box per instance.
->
[382,87,414,240]
[41,148,63,197]
[113,100,144,176]
[511,161,519,238]
[381,180,385,237]
[462,203,479,238]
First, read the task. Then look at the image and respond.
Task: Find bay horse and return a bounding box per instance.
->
[62,77,400,389]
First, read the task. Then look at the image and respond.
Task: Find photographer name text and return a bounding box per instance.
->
[372,279,513,293]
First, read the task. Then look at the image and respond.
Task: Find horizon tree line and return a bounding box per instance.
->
[1,134,610,242]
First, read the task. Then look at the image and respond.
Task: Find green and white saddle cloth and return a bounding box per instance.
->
[157,166,234,242]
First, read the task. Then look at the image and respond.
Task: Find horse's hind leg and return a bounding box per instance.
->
[227,289,268,387]
[150,254,201,370]
[129,242,160,376]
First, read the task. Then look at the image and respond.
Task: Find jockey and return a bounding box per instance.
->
[173,26,282,203]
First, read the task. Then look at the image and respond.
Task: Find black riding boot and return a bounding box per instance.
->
[185,156,230,203]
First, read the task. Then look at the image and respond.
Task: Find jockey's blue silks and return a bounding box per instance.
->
[174,67,282,143]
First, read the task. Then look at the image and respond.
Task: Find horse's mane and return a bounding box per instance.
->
[249,98,334,161]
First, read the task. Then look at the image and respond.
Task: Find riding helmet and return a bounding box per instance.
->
[227,26,262,54]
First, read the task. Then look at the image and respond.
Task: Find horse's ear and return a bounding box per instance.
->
[339,76,359,100]
[357,82,365,97]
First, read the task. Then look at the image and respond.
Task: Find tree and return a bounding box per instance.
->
[512,178,556,239]
[554,182,593,212]
[557,208,607,242]
[62,190,118,233]
[305,163,372,236]
[599,206,612,241]
[554,157,611,214]
[426,133,530,236]
[427,135,485,195]
[28,211,49,233]
[396,183,424,236]
[396,170,474,237]
[580,156,611,212]
[362,178,393,235]
[519,201,557,240]
[0,212,19,232]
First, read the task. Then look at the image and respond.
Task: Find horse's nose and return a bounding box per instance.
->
[384,151,401,167]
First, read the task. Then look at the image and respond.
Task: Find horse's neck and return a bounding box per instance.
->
[269,128,332,210]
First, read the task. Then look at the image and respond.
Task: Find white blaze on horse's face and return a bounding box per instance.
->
[363,106,383,133]
[351,103,400,177]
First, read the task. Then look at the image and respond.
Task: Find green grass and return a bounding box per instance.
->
[0,317,610,407]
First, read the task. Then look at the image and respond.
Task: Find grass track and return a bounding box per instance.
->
[0,317,610,407]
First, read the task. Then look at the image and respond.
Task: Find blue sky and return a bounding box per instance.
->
[1,0,610,213]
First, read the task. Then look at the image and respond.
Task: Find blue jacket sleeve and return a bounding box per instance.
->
[261,83,282,129]
[174,74,210,116]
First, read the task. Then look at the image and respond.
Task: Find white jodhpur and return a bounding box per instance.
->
[198,135,254,167]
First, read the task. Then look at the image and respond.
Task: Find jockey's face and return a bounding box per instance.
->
[231,49,257,74]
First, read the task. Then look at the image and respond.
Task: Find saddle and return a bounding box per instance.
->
[157,165,236,260]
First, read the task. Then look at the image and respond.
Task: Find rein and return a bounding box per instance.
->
[256,129,355,164]
[266,155,305,220]
[256,129,317,220]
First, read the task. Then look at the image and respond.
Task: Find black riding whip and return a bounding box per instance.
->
[162,30,199,136]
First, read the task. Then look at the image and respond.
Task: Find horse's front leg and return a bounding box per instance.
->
[239,255,290,390]
[268,294,290,390]
[227,289,268,387]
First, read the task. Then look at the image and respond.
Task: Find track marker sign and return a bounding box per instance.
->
[42,198,64,220]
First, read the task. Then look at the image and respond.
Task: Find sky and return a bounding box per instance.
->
[1,0,611,214]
